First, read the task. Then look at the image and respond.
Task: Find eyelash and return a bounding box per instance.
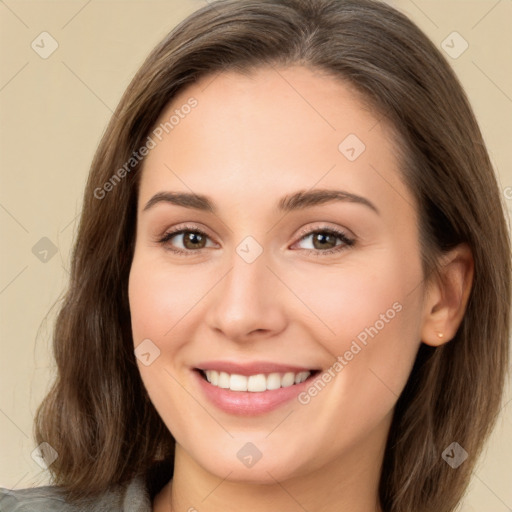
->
[157,223,355,257]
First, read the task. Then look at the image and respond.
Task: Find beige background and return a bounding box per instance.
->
[0,0,511,510]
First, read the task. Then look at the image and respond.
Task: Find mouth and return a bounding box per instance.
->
[194,368,321,393]
[192,360,323,415]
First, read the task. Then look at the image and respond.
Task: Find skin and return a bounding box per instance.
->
[128,66,473,512]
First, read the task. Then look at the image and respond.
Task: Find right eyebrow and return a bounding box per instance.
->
[143,191,215,213]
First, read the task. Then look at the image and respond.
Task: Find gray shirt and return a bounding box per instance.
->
[0,474,153,511]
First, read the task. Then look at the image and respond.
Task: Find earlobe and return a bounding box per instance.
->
[421,243,474,347]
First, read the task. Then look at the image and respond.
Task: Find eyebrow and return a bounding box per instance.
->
[143,188,379,215]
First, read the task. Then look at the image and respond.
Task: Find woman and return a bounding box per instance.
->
[1,0,509,511]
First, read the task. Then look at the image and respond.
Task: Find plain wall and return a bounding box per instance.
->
[0,1,511,510]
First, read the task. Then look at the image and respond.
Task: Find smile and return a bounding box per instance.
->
[193,364,322,415]
[199,369,312,392]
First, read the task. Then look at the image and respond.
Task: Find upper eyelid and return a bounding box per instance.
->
[159,223,354,247]
[160,223,216,242]
[295,224,353,240]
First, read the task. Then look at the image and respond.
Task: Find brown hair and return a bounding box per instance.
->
[34,0,511,510]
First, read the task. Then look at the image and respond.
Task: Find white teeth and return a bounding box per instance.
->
[281,372,296,388]
[266,372,281,390]
[209,370,219,386]
[202,370,311,392]
[248,374,267,392]
[217,371,230,389]
[229,374,248,391]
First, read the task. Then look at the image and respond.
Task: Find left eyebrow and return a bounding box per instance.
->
[142,188,379,215]
[277,189,379,215]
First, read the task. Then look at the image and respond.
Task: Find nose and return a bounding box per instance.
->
[204,249,288,342]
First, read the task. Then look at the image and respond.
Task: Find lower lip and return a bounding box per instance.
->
[193,370,317,415]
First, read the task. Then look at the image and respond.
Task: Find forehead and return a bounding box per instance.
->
[138,66,414,219]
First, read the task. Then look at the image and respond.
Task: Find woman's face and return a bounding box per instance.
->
[129,66,427,483]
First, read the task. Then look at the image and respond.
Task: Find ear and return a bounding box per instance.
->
[421,243,474,347]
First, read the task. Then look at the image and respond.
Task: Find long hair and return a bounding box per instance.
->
[34,1,511,510]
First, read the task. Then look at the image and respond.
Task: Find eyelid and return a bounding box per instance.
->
[157,222,355,256]
[293,223,355,243]
[291,224,355,253]
[157,222,216,245]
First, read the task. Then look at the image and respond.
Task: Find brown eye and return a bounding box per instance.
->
[294,228,354,255]
[158,227,215,255]
[181,231,207,250]
[311,232,338,250]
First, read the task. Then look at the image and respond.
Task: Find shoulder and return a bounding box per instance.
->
[0,474,151,512]
[0,485,73,512]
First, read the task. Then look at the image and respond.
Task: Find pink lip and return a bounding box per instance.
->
[193,368,319,416]
[195,360,315,376]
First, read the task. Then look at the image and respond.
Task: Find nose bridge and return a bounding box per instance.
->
[228,246,268,301]
[205,244,286,340]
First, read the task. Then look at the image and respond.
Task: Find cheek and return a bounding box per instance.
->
[128,255,210,345]
[128,255,205,426]
[286,247,423,401]
[286,249,421,345]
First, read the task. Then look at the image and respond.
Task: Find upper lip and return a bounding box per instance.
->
[195,361,318,376]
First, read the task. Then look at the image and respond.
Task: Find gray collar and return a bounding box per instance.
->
[0,473,153,511]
